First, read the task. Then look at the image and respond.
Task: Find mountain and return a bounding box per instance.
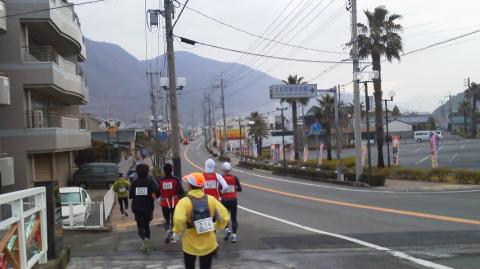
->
[432,91,466,127]
[82,39,280,127]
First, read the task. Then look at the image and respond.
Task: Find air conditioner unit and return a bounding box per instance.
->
[33,110,44,128]
[0,157,14,186]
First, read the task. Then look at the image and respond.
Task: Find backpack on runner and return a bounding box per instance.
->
[188,195,214,234]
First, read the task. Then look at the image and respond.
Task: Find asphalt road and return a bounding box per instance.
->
[181,139,480,268]
[307,138,480,170]
[65,138,480,269]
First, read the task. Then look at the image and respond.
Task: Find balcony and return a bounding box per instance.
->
[17,0,86,59]
[22,46,88,104]
[0,112,91,153]
[0,72,10,105]
[0,1,6,33]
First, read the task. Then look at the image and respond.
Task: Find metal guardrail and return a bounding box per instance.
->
[0,188,48,269]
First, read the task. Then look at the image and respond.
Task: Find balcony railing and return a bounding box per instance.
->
[22,46,84,79]
[22,46,59,64]
[25,111,87,130]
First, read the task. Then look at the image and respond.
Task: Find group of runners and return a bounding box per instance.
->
[112,158,242,269]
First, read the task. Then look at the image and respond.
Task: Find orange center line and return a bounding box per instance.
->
[184,144,480,226]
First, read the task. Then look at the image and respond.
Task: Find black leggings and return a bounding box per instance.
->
[184,252,213,269]
[118,197,128,213]
[161,206,174,229]
[135,212,152,240]
[222,199,238,233]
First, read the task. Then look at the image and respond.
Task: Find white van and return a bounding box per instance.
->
[414,131,442,143]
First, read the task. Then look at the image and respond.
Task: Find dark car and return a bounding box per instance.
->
[72,163,119,189]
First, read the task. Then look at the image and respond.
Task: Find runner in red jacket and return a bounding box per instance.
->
[158,163,185,243]
[220,162,242,243]
[202,159,229,201]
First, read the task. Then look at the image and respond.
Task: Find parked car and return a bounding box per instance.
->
[59,187,91,226]
[72,163,118,189]
[414,131,443,143]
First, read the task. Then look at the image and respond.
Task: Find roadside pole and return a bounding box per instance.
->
[351,0,362,182]
[164,0,181,177]
[220,73,228,157]
[334,86,342,180]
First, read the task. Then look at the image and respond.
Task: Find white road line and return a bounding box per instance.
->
[448,153,459,163]
[461,144,466,150]
[414,148,422,153]
[438,146,444,151]
[239,205,453,269]
[231,167,480,194]
[415,155,430,165]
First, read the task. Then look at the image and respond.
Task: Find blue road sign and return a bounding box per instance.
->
[311,122,322,135]
[158,132,168,141]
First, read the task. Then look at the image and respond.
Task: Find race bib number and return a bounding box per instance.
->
[194,217,214,234]
[225,185,235,193]
[135,187,148,196]
[119,187,127,192]
[204,181,217,189]
[163,182,173,190]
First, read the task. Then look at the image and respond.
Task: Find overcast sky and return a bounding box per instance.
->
[73,0,480,113]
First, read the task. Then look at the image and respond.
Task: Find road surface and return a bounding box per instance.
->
[66,138,480,268]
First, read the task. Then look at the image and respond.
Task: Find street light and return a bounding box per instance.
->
[384,90,396,167]
[353,70,379,178]
[276,103,288,169]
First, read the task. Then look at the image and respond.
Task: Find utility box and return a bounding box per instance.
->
[0,74,10,105]
[0,156,14,186]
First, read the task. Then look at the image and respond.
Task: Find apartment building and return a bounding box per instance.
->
[0,0,91,192]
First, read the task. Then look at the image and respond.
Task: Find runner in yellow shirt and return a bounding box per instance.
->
[172,172,229,269]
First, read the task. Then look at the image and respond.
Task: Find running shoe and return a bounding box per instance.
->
[224,228,231,241]
[231,233,237,243]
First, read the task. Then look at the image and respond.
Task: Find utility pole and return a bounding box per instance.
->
[277,106,288,169]
[164,0,181,177]
[238,117,243,162]
[351,0,362,182]
[207,95,213,150]
[334,85,342,180]
[220,73,228,157]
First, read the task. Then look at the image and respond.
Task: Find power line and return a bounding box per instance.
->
[176,36,350,64]
[176,0,345,55]
[0,0,105,18]
[172,0,189,29]
[402,28,480,56]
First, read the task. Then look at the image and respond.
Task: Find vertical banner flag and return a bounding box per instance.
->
[271,144,276,162]
[279,144,284,161]
[392,136,400,166]
[289,145,295,161]
[429,132,438,168]
[253,143,258,158]
[319,143,324,165]
[361,141,367,166]
[303,144,309,163]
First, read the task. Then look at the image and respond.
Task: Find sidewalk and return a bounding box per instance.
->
[109,198,166,231]
[377,179,480,192]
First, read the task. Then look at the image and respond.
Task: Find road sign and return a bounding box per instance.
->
[269,84,317,99]
[311,122,322,136]
[158,131,168,141]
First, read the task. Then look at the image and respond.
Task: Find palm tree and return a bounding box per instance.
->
[281,74,309,160]
[459,100,470,135]
[308,94,335,160]
[465,82,480,137]
[357,6,403,167]
[247,111,269,157]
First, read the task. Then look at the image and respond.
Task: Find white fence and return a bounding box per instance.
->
[62,187,115,230]
[0,187,48,269]
[103,187,115,221]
